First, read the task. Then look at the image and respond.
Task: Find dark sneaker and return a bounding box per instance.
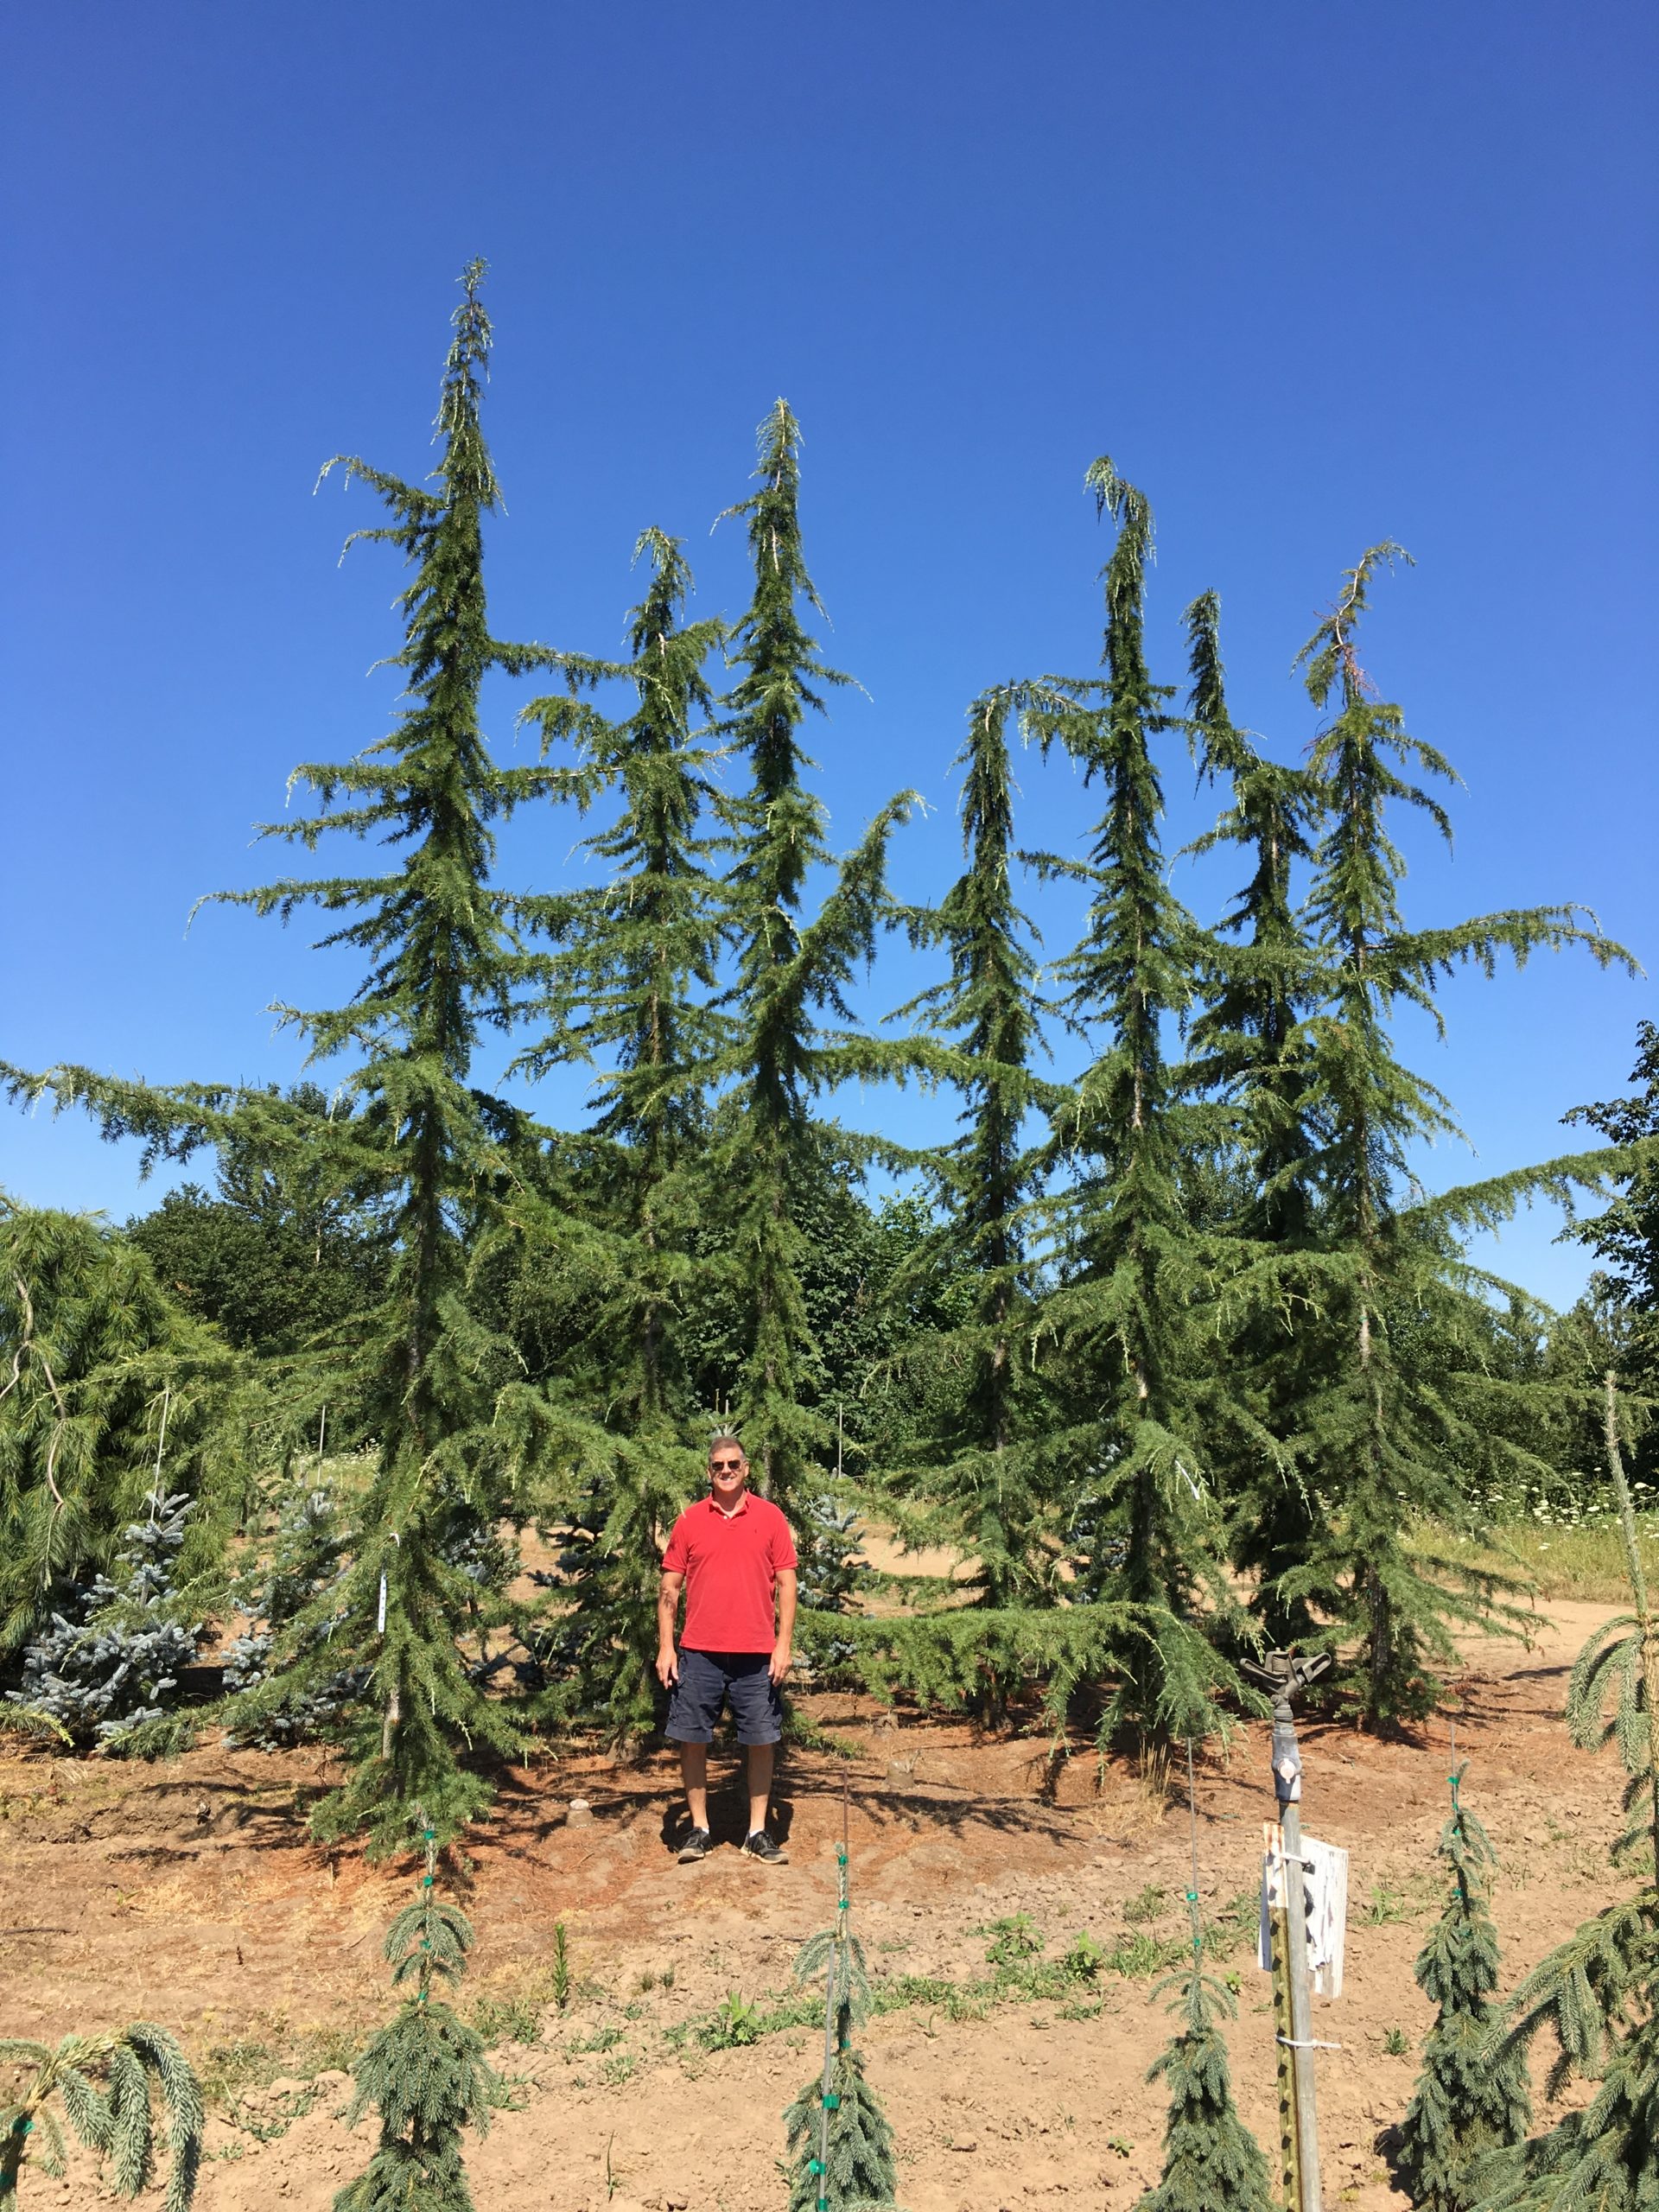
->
[677,1827,715,1864]
[741,1829,788,1866]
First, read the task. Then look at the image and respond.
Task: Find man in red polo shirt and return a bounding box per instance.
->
[656,1430,798,1865]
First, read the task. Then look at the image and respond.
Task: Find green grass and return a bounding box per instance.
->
[1417,1516,1659,1605]
[672,1890,1260,2053]
[197,2017,358,2114]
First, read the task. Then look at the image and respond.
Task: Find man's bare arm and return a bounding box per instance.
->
[657,1571,684,1688]
[770,1567,798,1683]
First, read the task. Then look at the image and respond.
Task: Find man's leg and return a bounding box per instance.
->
[679,1740,710,1834]
[667,1651,716,1853]
[745,1740,773,1837]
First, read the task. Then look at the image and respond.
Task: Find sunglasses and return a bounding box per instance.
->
[709,1457,744,1471]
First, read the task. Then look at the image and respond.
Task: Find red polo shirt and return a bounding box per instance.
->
[662,1491,798,1653]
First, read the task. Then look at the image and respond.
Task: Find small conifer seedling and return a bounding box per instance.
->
[334,1824,499,2212]
[0,2021,203,2209]
[1133,1846,1271,2212]
[1393,1763,1529,2212]
[784,1832,899,2212]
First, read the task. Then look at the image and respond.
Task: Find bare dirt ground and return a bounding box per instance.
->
[0,1599,1628,2212]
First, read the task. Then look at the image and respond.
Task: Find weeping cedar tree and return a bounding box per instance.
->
[1473,1379,1659,2210]
[510,528,727,1742]
[0,1201,239,1662]
[1026,462,1251,1747]
[708,399,916,1511]
[884,684,1064,1627]
[1135,1966,1272,2212]
[1180,594,1328,1647]
[784,1872,899,2212]
[203,260,571,1847]
[0,2020,203,2211]
[1269,544,1635,1721]
[334,1827,498,2212]
[1392,1768,1529,2212]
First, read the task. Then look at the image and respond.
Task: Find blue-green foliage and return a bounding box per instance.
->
[222,1482,366,1747]
[8,1490,199,1748]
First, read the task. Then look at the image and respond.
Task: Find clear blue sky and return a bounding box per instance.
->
[3,3,1654,1307]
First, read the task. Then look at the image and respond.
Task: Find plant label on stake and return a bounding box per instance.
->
[1259,1825,1348,1999]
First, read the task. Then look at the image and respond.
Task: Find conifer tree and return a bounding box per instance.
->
[1134,1969,1272,2212]
[334,1823,498,2212]
[783,1838,899,2212]
[1027,463,1247,1745]
[512,528,726,1741]
[1280,546,1633,1719]
[888,684,1063,1622]
[192,261,569,1843]
[1180,593,1326,1643]
[4,267,570,1839]
[708,401,915,1510]
[8,1486,200,1751]
[1394,1767,1529,2211]
[0,1201,239,1658]
[1133,1763,1272,2212]
[221,1477,365,1746]
[0,2021,203,2210]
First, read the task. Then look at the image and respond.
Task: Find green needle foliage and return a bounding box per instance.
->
[335,1826,499,2212]
[0,2022,203,2211]
[887,684,1063,1630]
[1394,1769,1529,2212]
[206,259,571,1847]
[709,400,916,1510]
[784,1852,899,2212]
[0,1200,240,1659]
[1181,594,1326,1644]
[1134,1966,1272,2212]
[1471,1379,1659,2211]
[784,2044,899,2212]
[512,527,725,1740]
[1027,462,1249,1745]
[1274,545,1635,1720]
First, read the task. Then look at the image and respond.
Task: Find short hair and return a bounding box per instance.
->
[708,1427,744,1458]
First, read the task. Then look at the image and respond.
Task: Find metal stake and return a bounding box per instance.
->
[1244,1651,1331,2212]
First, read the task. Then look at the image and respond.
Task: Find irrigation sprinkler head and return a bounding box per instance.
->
[1241,1649,1332,1704]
